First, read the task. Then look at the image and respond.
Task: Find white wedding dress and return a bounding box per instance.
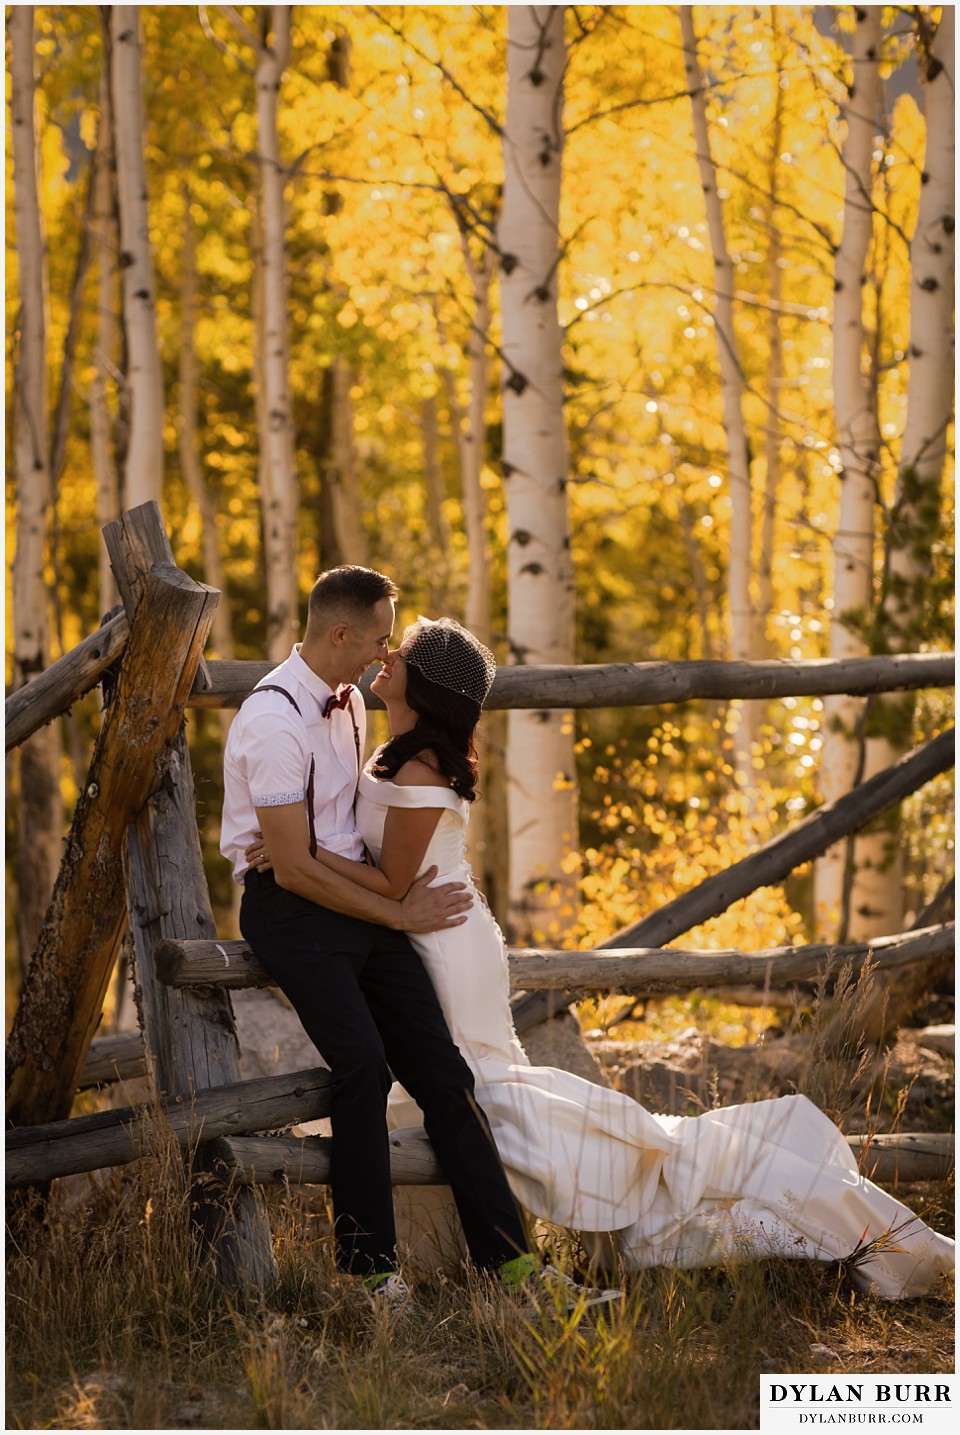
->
[355,769,954,1299]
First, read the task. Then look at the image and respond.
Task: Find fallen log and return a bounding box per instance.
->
[5,1066,333,1188]
[189,651,955,712]
[211,1128,953,1188]
[5,564,219,1128]
[155,924,954,996]
[4,610,129,751]
[602,730,955,952]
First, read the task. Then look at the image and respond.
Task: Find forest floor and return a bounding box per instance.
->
[592,1020,956,1133]
[5,1002,954,1431]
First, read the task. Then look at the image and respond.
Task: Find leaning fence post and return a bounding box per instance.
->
[5,562,219,1127]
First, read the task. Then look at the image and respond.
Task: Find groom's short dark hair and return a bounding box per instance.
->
[307,565,398,629]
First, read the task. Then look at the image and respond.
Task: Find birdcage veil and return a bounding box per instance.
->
[401,616,496,705]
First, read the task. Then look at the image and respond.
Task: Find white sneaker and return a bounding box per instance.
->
[368,1273,411,1314]
[536,1263,621,1312]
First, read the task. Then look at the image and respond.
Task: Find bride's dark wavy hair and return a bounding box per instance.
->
[372,663,482,801]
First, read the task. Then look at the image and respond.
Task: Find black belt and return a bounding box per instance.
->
[243,866,277,889]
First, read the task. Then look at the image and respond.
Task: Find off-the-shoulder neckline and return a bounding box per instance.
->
[360,770,465,801]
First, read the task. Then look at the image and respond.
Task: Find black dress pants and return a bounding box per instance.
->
[240,868,528,1276]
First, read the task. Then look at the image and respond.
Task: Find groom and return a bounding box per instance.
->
[221,565,531,1299]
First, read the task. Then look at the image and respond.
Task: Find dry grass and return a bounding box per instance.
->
[6,970,954,1429]
[5,1146,954,1431]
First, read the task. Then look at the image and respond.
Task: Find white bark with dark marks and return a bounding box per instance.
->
[9,4,62,972]
[247,6,299,660]
[886,5,955,637]
[498,4,577,941]
[111,7,164,507]
[815,7,884,938]
[680,6,756,781]
[90,45,120,615]
[845,6,955,943]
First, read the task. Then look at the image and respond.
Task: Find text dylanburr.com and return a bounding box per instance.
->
[760,1377,956,1434]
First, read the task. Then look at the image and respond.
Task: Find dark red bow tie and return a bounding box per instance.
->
[322,685,354,718]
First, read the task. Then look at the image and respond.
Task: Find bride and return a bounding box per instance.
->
[249,616,954,1300]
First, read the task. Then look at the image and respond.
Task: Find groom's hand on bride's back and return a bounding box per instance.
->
[399,868,472,932]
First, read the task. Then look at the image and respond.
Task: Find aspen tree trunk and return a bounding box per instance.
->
[678,500,717,661]
[9,4,62,975]
[179,186,237,940]
[421,393,451,606]
[321,33,367,570]
[852,6,955,940]
[437,238,496,640]
[251,6,299,660]
[179,192,235,672]
[251,190,292,659]
[757,20,784,654]
[680,6,756,787]
[46,166,96,798]
[458,240,495,644]
[315,369,341,570]
[440,243,500,906]
[90,37,129,1028]
[885,6,954,646]
[328,358,369,565]
[111,7,164,508]
[250,194,275,571]
[90,51,120,616]
[498,5,577,942]
[814,7,884,938]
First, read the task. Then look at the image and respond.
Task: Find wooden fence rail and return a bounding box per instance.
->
[6,1066,334,1188]
[78,1032,146,1089]
[217,1129,954,1189]
[192,652,956,711]
[156,924,954,998]
[7,1095,952,1189]
[6,631,954,750]
[4,610,129,751]
[604,730,955,952]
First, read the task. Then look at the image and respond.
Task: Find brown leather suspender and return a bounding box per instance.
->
[242,684,362,861]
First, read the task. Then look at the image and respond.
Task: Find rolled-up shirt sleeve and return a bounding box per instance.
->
[244,711,309,808]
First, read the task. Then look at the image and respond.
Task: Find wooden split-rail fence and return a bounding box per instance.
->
[5,502,956,1293]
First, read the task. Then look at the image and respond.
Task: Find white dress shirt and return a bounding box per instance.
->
[220,644,366,883]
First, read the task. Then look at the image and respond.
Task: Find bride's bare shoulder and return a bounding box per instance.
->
[393,751,449,788]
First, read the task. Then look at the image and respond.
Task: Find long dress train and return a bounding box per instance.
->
[355,770,954,1299]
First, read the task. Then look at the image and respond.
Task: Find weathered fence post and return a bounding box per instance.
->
[104,504,278,1294]
[6,562,218,1126]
